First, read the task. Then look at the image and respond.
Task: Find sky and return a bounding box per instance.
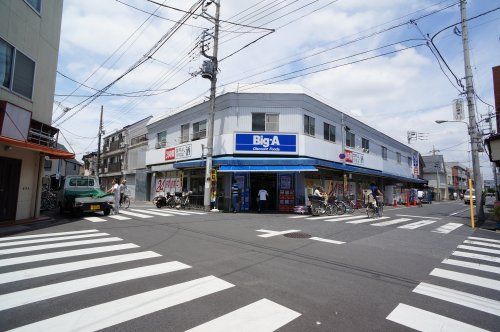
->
[52,0,500,179]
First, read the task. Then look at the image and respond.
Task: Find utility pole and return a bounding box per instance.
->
[485,111,498,199]
[201,0,220,211]
[431,145,441,201]
[460,0,484,221]
[96,106,103,179]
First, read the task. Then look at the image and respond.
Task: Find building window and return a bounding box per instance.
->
[323,123,335,142]
[44,158,52,170]
[346,131,355,148]
[181,124,190,143]
[25,0,41,13]
[252,113,279,131]
[0,38,35,99]
[407,156,412,167]
[73,164,77,171]
[131,134,147,145]
[382,146,388,160]
[192,120,207,140]
[362,138,369,152]
[397,152,401,164]
[304,115,315,136]
[157,131,166,148]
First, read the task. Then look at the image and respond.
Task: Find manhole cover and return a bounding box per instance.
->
[283,232,312,239]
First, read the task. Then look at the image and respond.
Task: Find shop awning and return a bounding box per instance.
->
[0,135,74,159]
[218,165,318,172]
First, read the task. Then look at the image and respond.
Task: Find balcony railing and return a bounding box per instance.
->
[27,119,59,148]
[104,162,122,173]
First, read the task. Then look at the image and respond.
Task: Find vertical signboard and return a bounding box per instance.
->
[412,155,420,176]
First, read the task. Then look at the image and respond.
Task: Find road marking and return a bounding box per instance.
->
[442,258,500,274]
[0,233,109,248]
[398,220,436,229]
[325,215,366,222]
[108,215,131,220]
[147,208,189,216]
[118,210,153,219]
[153,208,206,215]
[449,207,470,216]
[0,251,160,285]
[84,217,106,222]
[186,298,301,332]
[386,303,487,332]
[430,268,500,291]
[309,237,346,244]
[457,245,500,255]
[7,275,234,332]
[346,216,390,224]
[371,218,411,227]
[413,282,500,317]
[0,237,123,255]
[396,214,441,220]
[0,243,139,267]
[464,240,500,249]
[468,236,500,244]
[256,229,300,238]
[0,230,99,242]
[0,261,191,311]
[452,250,500,263]
[288,215,309,219]
[130,209,173,217]
[432,222,462,234]
[306,215,342,220]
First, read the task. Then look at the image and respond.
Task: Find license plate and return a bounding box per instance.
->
[90,204,100,211]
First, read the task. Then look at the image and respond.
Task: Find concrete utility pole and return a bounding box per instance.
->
[460,0,484,220]
[431,145,441,201]
[203,0,220,211]
[96,106,103,178]
[485,111,498,199]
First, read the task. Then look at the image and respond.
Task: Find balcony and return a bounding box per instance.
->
[103,162,122,173]
[27,119,59,148]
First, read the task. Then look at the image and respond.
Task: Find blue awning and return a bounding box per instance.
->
[218,165,318,172]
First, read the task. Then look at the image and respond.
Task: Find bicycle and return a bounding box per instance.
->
[120,191,130,209]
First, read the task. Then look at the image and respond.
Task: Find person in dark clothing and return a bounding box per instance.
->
[231,180,240,213]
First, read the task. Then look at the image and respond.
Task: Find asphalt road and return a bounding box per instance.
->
[0,200,498,331]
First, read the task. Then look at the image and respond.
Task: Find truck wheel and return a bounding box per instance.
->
[71,208,82,218]
[103,206,111,216]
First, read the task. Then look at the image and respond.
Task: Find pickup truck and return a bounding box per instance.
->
[57,175,113,216]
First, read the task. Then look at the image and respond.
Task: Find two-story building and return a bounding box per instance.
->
[82,151,97,176]
[422,155,448,200]
[0,0,71,223]
[445,162,470,196]
[145,89,425,212]
[99,128,126,189]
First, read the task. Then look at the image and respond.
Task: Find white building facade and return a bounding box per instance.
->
[146,91,424,211]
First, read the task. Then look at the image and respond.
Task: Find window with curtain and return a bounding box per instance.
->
[323,123,335,142]
[192,120,207,140]
[346,131,355,148]
[157,131,167,148]
[304,115,315,136]
[0,39,13,88]
[181,124,190,143]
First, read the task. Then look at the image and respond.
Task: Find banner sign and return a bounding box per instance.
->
[412,155,420,176]
[155,177,182,193]
[165,143,192,161]
[345,149,364,166]
[234,133,297,154]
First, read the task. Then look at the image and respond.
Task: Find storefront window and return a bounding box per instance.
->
[304,115,315,136]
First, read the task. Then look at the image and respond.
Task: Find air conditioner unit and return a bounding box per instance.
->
[105,146,110,152]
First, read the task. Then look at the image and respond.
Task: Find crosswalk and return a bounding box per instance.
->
[83,208,207,223]
[386,235,500,331]
[287,213,464,234]
[0,229,300,331]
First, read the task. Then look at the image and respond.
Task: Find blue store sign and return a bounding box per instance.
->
[234,133,298,154]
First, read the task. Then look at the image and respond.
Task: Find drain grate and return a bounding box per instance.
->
[283,232,312,239]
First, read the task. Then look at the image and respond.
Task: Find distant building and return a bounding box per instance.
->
[43,144,83,190]
[422,155,448,200]
[445,162,470,195]
[82,151,98,176]
[0,0,71,223]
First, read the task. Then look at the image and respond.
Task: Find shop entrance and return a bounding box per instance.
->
[250,173,277,212]
[0,156,21,222]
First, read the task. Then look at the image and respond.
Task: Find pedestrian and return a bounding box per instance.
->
[417,190,424,207]
[119,180,127,207]
[107,178,120,214]
[257,187,269,213]
[231,180,240,213]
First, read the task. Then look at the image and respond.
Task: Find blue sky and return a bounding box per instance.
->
[53,0,500,179]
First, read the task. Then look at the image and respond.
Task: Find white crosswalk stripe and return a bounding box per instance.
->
[468,236,500,244]
[129,209,173,217]
[442,258,500,274]
[288,215,309,219]
[147,208,189,216]
[118,210,153,219]
[310,237,345,244]
[84,216,106,222]
[8,276,235,332]
[186,298,301,331]
[0,230,99,242]
[0,261,191,311]
[326,215,368,222]
[0,233,109,248]
[0,243,138,267]
[108,215,131,220]
[432,222,462,234]
[452,250,500,263]
[463,239,500,249]
[371,218,411,227]
[0,237,123,255]
[346,216,389,224]
[457,244,500,255]
[387,303,488,332]
[0,251,160,284]
[398,219,436,229]
[306,215,346,220]
[430,268,500,291]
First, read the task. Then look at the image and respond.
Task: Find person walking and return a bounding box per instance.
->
[119,180,127,207]
[231,180,240,213]
[107,178,120,214]
[257,188,269,213]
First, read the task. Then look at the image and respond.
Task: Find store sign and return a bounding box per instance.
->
[155,177,182,193]
[412,155,420,176]
[234,133,297,154]
[164,144,192,161]
[345,149,364,166]
[452,99,465,121]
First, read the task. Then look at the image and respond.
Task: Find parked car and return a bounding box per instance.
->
[463,189,475,205]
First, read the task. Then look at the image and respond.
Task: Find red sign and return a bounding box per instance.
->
[165,148,175,160]
[344,149,353,163]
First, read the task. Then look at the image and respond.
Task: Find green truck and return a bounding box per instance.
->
[57,175,113,216]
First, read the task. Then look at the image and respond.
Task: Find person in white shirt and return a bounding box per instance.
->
[257,188,269,213]
[107,178,120,214]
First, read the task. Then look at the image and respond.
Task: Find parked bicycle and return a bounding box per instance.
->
[41,184,57,211]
